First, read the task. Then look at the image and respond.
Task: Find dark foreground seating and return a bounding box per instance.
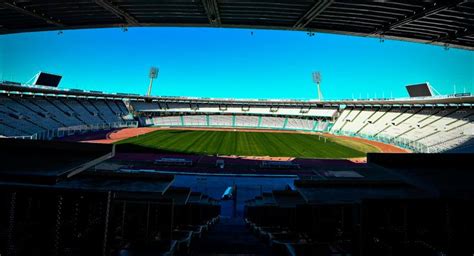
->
[0,172,220,256]
[245,179,474,256]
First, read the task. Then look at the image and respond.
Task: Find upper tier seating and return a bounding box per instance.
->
[129,101,338,117]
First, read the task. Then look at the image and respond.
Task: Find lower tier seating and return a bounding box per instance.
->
[0,95,129,137]
[331,106,474,152]
[144,115,333,132]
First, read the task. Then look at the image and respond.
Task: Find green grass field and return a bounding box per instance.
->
[116,130,380,158]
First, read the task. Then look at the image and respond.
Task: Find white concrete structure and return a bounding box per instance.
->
[1,82,472,152]
[331,107,474,153]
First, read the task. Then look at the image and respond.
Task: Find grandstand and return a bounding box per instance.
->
[1,1,474,254]
[332,106,474,153]
[2,89,472,254]
[0,91,137,139]
[0,139,221,256]
[0,82,473,153]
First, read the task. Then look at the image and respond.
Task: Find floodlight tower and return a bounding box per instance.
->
[312,72,323,101]
[147,67,159,96]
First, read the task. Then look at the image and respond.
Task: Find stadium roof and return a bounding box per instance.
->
[2,82,473,106]
[0,0,473,50]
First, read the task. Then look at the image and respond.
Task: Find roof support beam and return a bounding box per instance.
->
[374,1,464,35]
[95,0,139,26]
[0,1,64,27]
[202,0,221,25]
[434,25,474,44]
[294,0,334,29]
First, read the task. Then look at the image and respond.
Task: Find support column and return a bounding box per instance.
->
[7,192,17,256]
[170,202,175,240]
[54,195,64,256]
[102,191,112,256]
[359,203,367,256]
[445,203,453,253]
[72,196,82,241]
[121,201,127,239]
[283,117,289,129]
[145,202,151,241]
[312,120,319,131]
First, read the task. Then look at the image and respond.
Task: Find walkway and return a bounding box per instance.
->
[191,217,270,255]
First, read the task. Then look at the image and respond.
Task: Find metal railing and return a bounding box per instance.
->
[7,121,139,141]
[141,116,334,133]
[332,130,431,153]
[3,134,38,140]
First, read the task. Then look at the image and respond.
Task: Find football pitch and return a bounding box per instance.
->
[116,129,380,158]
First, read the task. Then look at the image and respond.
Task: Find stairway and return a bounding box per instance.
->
[191,217,270,255]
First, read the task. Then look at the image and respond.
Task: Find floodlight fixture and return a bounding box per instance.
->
[312,72,323,101]
[147,67,159,96]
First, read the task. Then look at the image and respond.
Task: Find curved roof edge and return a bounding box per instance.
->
[0,0,473,51]
[1,83,473,106]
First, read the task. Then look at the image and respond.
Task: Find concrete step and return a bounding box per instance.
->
[190,217,270,255]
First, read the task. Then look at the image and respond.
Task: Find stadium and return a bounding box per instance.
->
[1,1,474,255]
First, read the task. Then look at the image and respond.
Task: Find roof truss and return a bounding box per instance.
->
[94,0,139,26]
[202,0,221,25]
[0,1,64,27]
[374,1,464,35]
[294,0,334,29]
[0,0,472,50]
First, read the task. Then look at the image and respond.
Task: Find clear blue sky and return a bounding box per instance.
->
[0,27,473,100]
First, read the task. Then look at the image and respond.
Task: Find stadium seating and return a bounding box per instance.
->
[1,89,471,152]
[152,116,182,126]
[131,100,161,111]
[209,115,233,126]
[143,114,334,132]
[285,118,315,130]
[91,99,123,123]
[0,95,130,138]
[331,106,474,152]
[35,98,81,127]
[129,100,338,118]
[260,116,286,128]
[244,178,474,256]
[183,115,207,126]
[234,115,259,127]
[0,175,220,256]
